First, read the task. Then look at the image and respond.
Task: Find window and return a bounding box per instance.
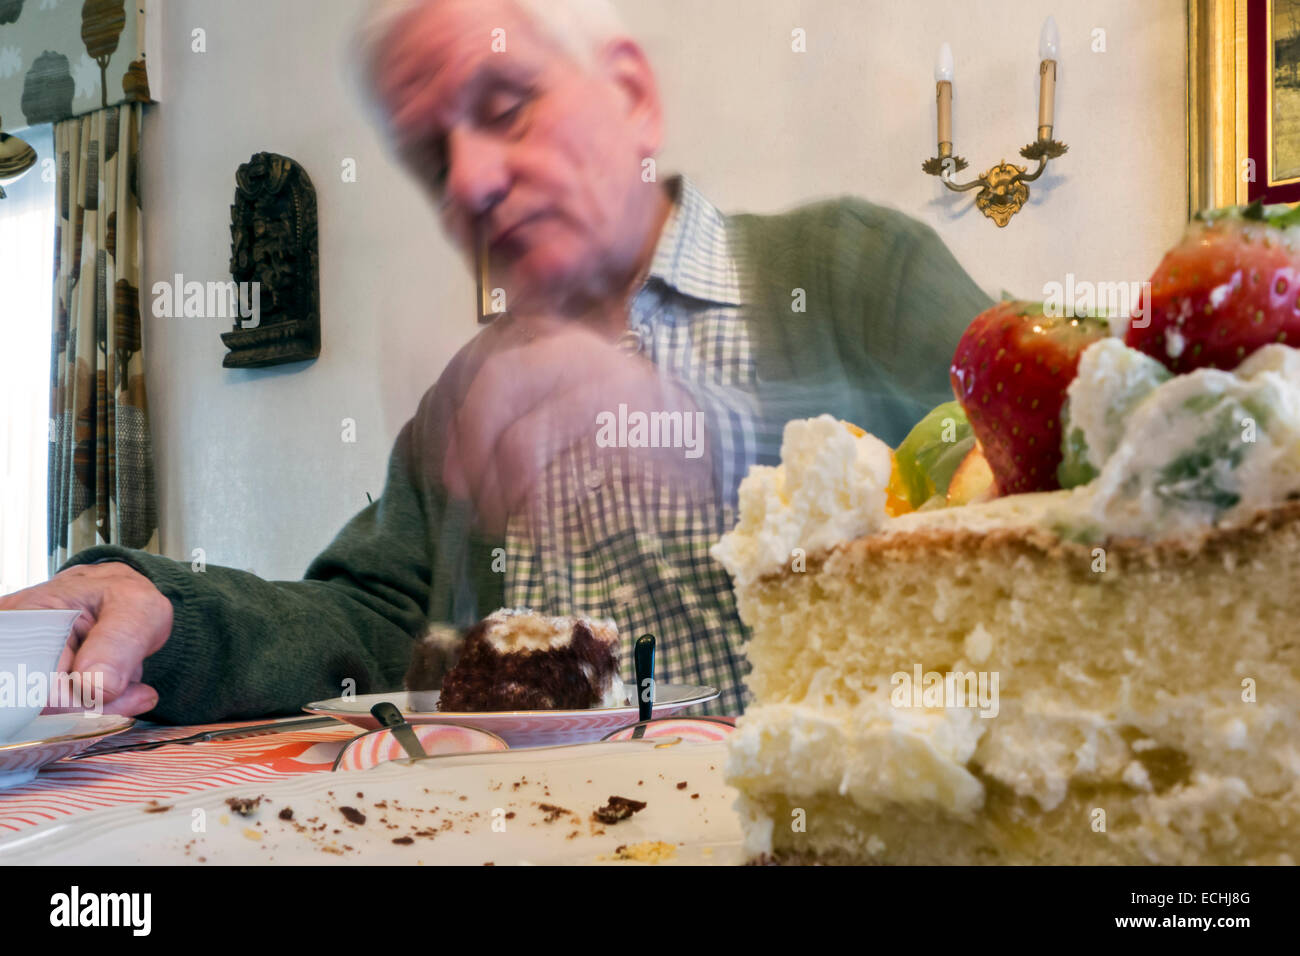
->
[0,123,56,593]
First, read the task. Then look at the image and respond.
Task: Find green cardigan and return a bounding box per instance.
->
[63,198,992,722]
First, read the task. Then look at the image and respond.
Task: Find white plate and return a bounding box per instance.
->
[304,686,720,748]
[0,739,744,865]
[0,714,135,789]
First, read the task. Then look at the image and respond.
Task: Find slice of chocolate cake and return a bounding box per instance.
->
[408,609,627,712]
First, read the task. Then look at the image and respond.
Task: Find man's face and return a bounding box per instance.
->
[372,0,662,307]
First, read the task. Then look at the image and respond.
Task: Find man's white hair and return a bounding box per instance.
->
[360,0,628,81]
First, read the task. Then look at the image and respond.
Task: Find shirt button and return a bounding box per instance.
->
[615,329,643,356]
[612,583,636,604]
[585,468,605,491]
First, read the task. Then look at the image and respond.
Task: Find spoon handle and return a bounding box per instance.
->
[369,701,428,760]
[634,634,656,725]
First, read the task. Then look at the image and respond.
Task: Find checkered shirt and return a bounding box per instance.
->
[502,176,760,715]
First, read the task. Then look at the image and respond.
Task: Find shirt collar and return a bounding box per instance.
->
[644,175,744,307]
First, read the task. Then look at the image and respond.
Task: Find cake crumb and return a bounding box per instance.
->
[536,803,569,823]
[593,795,647,825]
[340,807,366,825]
[226,796,263,817]
[675,781,687,790]
[611,841,677,863]
[279,807,294,821]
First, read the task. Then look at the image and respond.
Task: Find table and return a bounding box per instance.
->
[0,719,364,835]
[0,718,744,865]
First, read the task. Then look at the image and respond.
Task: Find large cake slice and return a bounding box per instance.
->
[713,334,1300,863]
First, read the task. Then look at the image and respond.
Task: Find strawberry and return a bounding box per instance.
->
[950,300,1108,495]
[1128,202,1300,372]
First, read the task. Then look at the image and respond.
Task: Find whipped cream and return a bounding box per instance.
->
[1052,342,1300,539]
[717,343,1300,563]
[1062,338,1171,478]
[481,608,619,653]
[710,415,892,586]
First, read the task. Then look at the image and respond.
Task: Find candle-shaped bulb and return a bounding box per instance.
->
[1036,17,1059,137]
[934,42,953,148]
[1038,16,1059,61]
[934,42,954,83]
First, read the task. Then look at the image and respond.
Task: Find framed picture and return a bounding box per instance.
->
[1188,0,1300,213]
[476,230,506,324]
[1250,0,1300,202]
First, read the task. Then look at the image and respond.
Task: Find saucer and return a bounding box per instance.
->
[0,714,135,789]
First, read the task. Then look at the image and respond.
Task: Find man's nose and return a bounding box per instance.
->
[443,128,509,220]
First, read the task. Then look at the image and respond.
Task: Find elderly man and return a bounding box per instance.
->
[0,0,989,720]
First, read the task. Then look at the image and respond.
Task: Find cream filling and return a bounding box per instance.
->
[726,701,986,818]
[596,674,628,709]
[727,685,1293,846]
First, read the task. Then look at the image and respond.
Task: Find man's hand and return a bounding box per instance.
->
[443,317,711,533]
[0,563,173,716]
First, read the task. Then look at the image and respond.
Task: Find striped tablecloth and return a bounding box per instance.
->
[0,719,365,834]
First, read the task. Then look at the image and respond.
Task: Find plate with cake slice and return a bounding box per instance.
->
[305,688,718,749]
[306,609,718,748]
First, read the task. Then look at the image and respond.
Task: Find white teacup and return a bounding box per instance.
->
[0,609,82,742]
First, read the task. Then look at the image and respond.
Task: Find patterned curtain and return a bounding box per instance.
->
[48,102,156,574]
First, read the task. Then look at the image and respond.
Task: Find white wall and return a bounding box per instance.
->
[140,0,1187,580]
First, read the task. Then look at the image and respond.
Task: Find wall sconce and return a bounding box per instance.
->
[0,114,38,200]
[922,17,1068,227]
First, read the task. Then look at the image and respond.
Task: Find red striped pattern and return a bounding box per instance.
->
[600,716,737,742]
[333,724,507,771]
[0,720,363,834]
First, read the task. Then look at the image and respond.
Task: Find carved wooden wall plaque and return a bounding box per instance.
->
[221,152,320,368]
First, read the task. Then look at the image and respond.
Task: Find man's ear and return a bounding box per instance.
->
[597,38,664,157]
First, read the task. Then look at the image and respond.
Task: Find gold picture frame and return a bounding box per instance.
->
[1187,0,1251,215]
[1189,0,1300,213]
[476,228,506,324]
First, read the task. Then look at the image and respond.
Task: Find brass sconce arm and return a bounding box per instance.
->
[922,137,1067,227]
